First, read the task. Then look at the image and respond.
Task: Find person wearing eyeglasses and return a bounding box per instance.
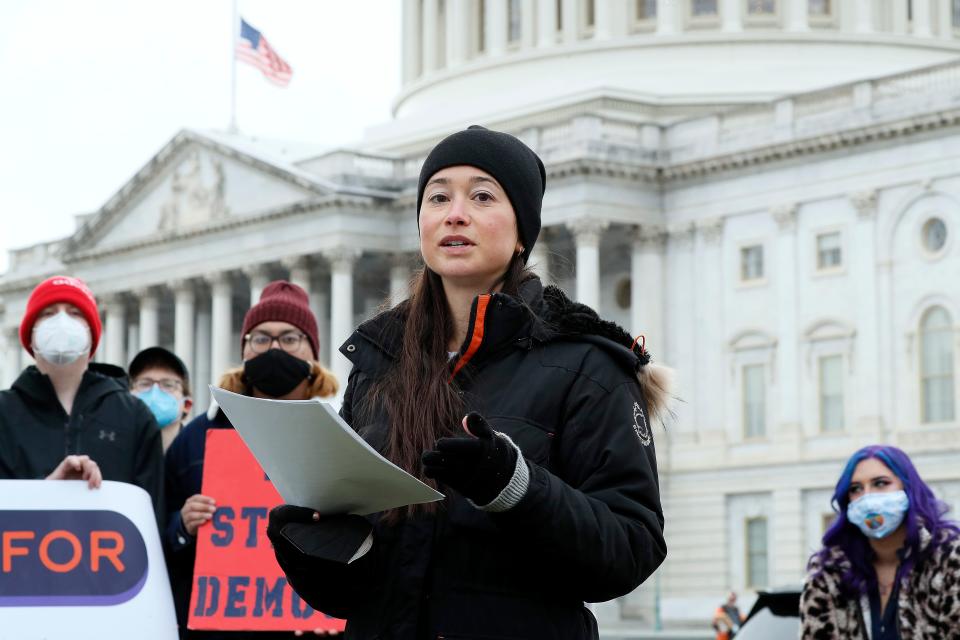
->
[129,346,193,453]
[162,280,338,639]
[0,276,163,517]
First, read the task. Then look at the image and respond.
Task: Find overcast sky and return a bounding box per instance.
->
[0,1,400,273]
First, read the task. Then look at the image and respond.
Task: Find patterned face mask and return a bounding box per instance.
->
[846,490,910,539]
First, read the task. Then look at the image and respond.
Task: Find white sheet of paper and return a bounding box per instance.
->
[210,386,444,515]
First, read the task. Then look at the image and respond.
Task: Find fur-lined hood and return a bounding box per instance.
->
[352,277,672,422]
[536,282,672,422]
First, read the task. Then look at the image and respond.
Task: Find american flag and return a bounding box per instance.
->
[235,19,292,87]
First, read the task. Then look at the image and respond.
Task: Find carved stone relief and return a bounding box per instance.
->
[158,151,229,231]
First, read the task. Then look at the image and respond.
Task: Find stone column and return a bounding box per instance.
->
[561,0,579,43]
[284,256,312,298]
[913,0,933,37]
[389,253,413,307]
[208,272,233,386]
[854,0,874,33]
[422,0,439,73]
[722,0,743,32]
[631,225,666,351]
[657,0,678,34]
[244,264,270,305]
[315,289,331,365]
[194,300,212,409]
[136,287,159,350]
[773,204,800,435]
[695,218,725,436]
[891,0,909,34]
[4,328,22,386]
[172,280,196,369]
[528,231,552,286]
[773,489,804,586]
[486,0,508,55]
[937,0,953,38]
[568,218,608,310]
[785,0,809,31]
[521,0,536,47]
[537,0,558,46]
[326,249,360,395]
[666,223,696,439]
[850,191,883,436]
[446,0,469,66]
[596,0,629,39]
[402,0,422,82]
[103,294,127,366]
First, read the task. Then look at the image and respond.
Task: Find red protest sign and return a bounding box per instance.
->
[188,429,346,632]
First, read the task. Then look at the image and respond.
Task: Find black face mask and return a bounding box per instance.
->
[243,349,311,398]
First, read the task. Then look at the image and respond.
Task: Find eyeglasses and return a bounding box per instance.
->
[132,378,184,393]
[244,331,307,354]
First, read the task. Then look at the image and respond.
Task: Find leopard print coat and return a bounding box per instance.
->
[800,528,960,639]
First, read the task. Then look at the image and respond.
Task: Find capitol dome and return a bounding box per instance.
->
[370,0,960,146]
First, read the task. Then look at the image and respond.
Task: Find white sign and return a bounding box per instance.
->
[0,480,178,640]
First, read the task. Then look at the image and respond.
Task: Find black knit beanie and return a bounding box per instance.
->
[416,125,546,262]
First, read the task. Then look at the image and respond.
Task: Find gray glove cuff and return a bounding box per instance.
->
[471,432,530,513]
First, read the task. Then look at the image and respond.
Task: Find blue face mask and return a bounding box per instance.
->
[846,490,910,539]
[135,385,182,428]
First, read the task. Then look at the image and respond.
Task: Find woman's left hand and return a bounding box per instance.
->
[421,412,517,506]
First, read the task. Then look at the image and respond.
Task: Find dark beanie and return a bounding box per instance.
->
[416,125,546,261]
[241,281,319,359]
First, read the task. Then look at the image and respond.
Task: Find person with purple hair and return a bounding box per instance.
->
[800,444,960,639]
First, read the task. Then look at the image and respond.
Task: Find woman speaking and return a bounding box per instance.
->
[269,126,669,640]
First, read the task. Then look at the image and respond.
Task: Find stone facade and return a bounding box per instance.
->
[2,0,960,630]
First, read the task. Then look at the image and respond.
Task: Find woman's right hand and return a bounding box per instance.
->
[181,494,217,536]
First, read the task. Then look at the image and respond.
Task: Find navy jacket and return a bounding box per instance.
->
[274,278,667,640]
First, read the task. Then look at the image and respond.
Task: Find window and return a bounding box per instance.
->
[637,0,657,19]
[808,0,831,15]
[821,513,835,535]
[508,0,522,43]
[556,0,563,30]
[921,307,955,423]
[747,0,776,14]
[746,517,769,588]
[819,355,844,431]
[741,245,764,281]
[692,0,719,16]
[584,0,596,30]
[923,218,948,254]
[743,364,766,438]
[954,0,960,28]
[817,232,842,270]
[477,0,486,53]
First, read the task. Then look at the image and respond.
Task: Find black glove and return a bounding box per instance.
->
[268,505,371,565]
[421,412,518,506]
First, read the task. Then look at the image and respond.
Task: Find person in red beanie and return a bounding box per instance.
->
[162,280,339,639]
[0,276,164,519]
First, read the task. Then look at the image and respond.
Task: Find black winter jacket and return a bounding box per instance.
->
[0,363,164,519]
[275,279,667,640]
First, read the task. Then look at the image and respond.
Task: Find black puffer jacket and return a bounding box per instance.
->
[275,278,668,640]
[0,363,164,519]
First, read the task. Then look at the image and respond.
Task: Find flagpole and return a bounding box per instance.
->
[229,0,238,133]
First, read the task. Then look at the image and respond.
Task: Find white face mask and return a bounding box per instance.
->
[33,311,91,365]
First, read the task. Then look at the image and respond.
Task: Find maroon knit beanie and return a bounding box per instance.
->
[241,281,319,359]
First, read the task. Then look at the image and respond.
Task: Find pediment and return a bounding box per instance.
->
[728,329,777,351]
[803,319,856,342]
[63,131,331,256]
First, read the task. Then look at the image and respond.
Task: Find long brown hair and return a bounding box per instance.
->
[374,254,533,518]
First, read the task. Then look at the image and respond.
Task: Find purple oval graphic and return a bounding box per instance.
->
[0,510,148,606]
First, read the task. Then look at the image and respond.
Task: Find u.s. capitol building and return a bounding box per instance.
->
[2,0,959,631]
